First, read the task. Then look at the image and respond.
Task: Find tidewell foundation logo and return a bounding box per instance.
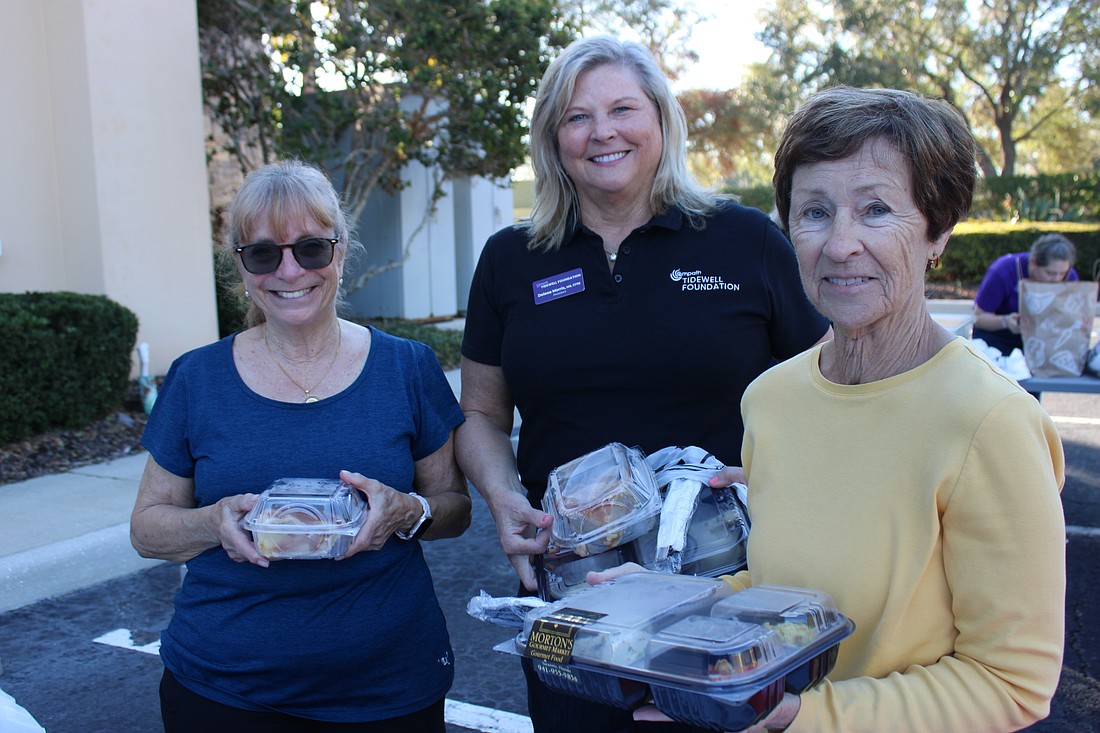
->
[670,268,740,291]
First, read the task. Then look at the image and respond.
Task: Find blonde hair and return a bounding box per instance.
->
[219,160,361,327]
[526,36,717,252]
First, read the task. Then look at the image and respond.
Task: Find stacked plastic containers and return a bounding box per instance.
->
[512,573,854,730]
[239,478,367,559]
[536,443,749,601]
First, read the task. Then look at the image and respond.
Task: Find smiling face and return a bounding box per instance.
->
[556,63,663,213]
[238,213,344,331]
[788,139,950,338]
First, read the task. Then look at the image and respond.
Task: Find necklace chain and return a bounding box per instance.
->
[264,324,342,403]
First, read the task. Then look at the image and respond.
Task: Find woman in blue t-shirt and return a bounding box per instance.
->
[130,161,470,731]
[971,233,1079,355]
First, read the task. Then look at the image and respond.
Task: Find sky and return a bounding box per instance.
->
[673,0,773,91]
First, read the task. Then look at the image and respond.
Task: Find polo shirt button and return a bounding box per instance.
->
[614,274,623,283]
[621,246,632,255]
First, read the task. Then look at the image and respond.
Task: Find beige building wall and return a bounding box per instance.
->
[0,0,217,377]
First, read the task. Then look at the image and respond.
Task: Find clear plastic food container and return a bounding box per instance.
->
[543,443,662,558]
[708,584,851,693]
[506,576,853,730]
[516,573,730,705]
[636,486,749,577]
[535,543,645,602]
[535,487,748,602]
[240,478,366,560]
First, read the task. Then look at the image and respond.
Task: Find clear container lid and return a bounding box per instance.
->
[240,478,366,558]
[543,443,662,557]
[520,573,730,667]
[645,615,784,681]
[709,585,844,648]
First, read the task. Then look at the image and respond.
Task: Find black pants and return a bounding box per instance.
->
[160,668,446,733]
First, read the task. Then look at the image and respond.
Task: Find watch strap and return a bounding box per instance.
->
[396,492,433,541]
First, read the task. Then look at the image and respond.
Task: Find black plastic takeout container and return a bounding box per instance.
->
[506,573,854,731]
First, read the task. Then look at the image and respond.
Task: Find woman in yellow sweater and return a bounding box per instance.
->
[621,86,1066,732]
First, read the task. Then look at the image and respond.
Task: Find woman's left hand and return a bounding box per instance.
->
[338,470,422,556]
[633,692,800,731]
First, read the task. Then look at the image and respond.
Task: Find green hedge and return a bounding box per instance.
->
[729,172,1100,223]
[0,292,139,446]
[932,222,1100,285]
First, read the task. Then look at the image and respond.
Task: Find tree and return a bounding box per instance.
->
[199,0,572,227]
[564,0,702,81]
[677,89,750,185]
[754,0,1100,177]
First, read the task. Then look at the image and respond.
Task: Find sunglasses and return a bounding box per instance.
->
[234,237,339,275]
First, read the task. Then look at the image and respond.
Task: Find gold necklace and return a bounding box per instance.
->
[264,324,342,403]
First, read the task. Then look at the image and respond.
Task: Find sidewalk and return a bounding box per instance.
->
[0,366,465,615]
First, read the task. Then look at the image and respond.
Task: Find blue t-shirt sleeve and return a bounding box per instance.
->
[141,354,197,478]
[409,341,465,461]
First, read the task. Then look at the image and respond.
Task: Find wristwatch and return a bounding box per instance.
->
[396,492,433,541]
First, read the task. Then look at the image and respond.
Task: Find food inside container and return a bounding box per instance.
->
[240,478,366,559]
[504,575,853,730]
[519,573,731,666]
[646,616,783,680]
[543,443,662,558]
[535,486,748,602]
[708,584,852,693]
[710,585,841,645]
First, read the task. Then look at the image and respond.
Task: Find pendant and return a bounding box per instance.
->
[606,251,617,261]
[304,394,320,404]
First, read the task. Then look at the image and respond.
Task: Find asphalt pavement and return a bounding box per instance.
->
[2,324,1100,731]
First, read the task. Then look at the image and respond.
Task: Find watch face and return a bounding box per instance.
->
[409,515,434,541]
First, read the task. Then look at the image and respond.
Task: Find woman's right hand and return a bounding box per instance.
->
[216,493,269,567]
[491,490,553,591]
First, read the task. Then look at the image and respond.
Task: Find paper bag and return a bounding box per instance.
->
[1018,279,1098,377]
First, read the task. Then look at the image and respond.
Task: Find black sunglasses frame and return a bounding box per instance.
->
[234,237,339,275]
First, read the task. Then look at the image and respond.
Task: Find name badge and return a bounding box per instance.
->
[533,268,585,305]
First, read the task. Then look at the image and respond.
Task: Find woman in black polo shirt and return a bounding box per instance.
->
[455,35,831,733]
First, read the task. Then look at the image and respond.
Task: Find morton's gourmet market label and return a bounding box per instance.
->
[526,608,606,664]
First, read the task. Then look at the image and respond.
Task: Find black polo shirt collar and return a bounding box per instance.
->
[564,206,685,246]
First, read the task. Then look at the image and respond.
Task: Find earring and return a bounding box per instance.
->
[244,290,251,299]
[926,255,941,271]
[339,277,344,286]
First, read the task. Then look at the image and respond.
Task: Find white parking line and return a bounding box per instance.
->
[445,700,533,733]
[92,629,534,732]
[93,628,160,655]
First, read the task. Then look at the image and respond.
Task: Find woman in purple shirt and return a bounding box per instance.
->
[972,233,1079,355]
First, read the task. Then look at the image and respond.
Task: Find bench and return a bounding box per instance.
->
[1018,375,1100,395]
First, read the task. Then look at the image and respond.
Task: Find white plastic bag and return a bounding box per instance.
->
[0,687,46,733]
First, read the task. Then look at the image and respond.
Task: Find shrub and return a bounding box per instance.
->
[363,318,463,371]
[933,222,1100,285]
[725,185,775,214]
[0,292,139,446]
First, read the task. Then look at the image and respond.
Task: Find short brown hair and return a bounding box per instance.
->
[773,86,977,242]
